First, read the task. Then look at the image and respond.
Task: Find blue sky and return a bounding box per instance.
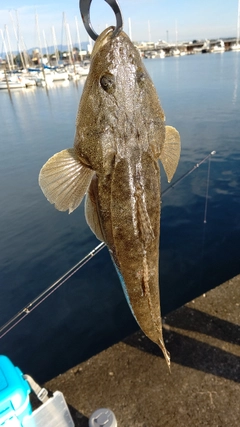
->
[0,0,239,52]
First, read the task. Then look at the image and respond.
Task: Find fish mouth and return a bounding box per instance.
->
[91,26,129,58]
[91,27,115,58]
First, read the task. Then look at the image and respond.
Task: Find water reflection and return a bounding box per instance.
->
[2,81,85,142]
[0,53,240,382]
[232,52,239,105]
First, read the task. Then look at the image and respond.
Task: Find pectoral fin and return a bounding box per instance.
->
[160,125,181,183]
[39,148,95,213]
[85,175,105,242]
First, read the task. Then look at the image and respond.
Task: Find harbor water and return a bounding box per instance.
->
[0,51,240,382]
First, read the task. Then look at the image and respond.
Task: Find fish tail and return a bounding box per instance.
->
[114,256,171,370]
[158,337,171,372]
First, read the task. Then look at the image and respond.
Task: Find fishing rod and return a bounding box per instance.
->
[0,242,105,339]
[162,150,216,196]
[0,150,216,339]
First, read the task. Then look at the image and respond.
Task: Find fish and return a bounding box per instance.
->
[39,27,181,369]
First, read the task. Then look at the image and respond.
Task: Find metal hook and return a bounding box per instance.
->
[79,0,123,41]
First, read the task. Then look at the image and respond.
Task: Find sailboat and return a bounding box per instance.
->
[231,0,240,50]
[211,39,225,53]
[171,20,181,56]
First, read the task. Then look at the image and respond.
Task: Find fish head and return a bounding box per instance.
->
[74,27,165,173]
[90,27,156,106]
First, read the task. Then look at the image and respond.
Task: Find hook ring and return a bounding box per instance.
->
[79,0,123,41]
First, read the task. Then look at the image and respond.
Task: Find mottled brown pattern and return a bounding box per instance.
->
[39,27,181,369]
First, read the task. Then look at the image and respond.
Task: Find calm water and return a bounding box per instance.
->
[1,52,240,382]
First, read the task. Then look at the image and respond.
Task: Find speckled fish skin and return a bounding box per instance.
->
[39,27,181,369]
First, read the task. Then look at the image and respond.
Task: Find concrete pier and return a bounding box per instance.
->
[44,275,240,426]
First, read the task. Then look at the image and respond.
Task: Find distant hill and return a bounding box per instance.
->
[9,42,90,56]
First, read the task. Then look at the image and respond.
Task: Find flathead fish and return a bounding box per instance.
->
[39,27,181,368]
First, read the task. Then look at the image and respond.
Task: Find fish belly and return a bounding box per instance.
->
[103,154,164,346]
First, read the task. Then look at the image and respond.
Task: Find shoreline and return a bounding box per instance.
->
[44,274,240,426]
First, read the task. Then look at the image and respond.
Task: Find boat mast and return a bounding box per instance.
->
[66,22,74,64]
[175,20,178,46]
[62,13,69,62]
[237,0,240,44]
[51,26,59,64]
[20,35,29,68]
[4,25,14,71]
[35,12,47,85]
[42,30,49,64]
[35,12,44,64]
[67,21,77,73]
[9,10,26,68]
[88,36,93,54]
[0,29,11,70]
[16,10,28,68]
[75,16,83,62]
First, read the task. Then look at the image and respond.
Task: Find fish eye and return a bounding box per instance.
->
[100,73,116,94]
[136,69,146,87]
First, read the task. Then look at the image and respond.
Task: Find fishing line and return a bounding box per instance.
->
[0,242,105,339]
[0,151,216,339]
[162,150,216,196]
[203,155,212,223]
[200,153,214,288]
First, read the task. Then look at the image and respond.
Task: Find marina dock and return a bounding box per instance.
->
[44,274,240,426]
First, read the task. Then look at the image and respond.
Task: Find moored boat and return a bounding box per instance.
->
[50,69,69,81]
[0,75,26,89]
[158,49,166,58]
[230,0,240,50]
[211,39,225,53]
[230,42,240,50]
[170,47,181,56]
